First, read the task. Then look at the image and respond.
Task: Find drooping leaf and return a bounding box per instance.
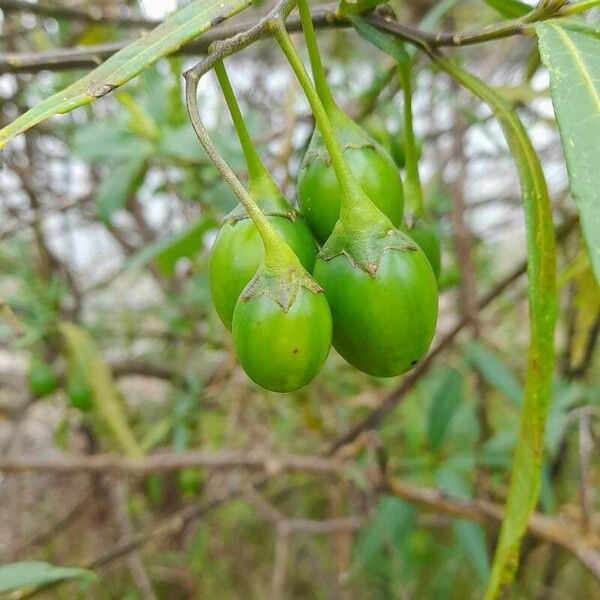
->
[126,215,218,276]
[537,22,600,284]
[433,59,556,600]
[59,323,142,457]
[0,562,95,594]
[427,368,463,451]
[96,154,148,224]
[466,340,523,407]
[482,0,531,19]
[0,0,253,149]
[351,19,556,599]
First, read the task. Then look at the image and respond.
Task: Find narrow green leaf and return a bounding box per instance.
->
[536,22,600,284]
[453,520,491,584]
[126,215,218,276]
[431,59,556,600]
[466,340,523,407]
[338,0,390,17]
[59,323,142,457]
[0,0,253,149]
[0,562,95,594]
[427,368,463,451]
[351,19,557,598]
[482,0,531,19]
[350,17,410,63]
[96,154,148,224]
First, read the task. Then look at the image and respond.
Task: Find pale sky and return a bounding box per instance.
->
[139,0,177,19]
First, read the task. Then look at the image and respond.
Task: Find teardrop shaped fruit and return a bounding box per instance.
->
[232,264,332,392]
[297,108,404,243]
[27,359,59,398]
[314,226,438,377]
[404,221,441,281]
[208,189,317,331]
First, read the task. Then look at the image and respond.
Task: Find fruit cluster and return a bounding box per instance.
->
[206,20,440,393]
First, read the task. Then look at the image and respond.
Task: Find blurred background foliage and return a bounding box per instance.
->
[0,0,599,598]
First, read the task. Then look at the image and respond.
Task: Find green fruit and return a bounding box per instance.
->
[178,468,201,495]
[363,116,422,170]
[209,213,317,331]
[405,222,441,281]
[232,266,332,392]
[298,109,404,243]
[67,373,93,411]
[314,231,438,377]
[27,360,59,398]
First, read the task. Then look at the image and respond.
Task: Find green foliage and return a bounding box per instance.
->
[127,215,217,276]
[2,1,600,598]
[482,0,531,18]
[338,0,390,16]
[427,368,464,452]
[0,562,95,594]
[466,341,523,407]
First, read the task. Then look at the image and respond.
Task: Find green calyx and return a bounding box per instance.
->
[240,260,323,313]
[224,191,297,226]
[319,220,419,276]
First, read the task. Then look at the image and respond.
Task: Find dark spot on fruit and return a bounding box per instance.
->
[411,359,418,366]
[293,348,299,354]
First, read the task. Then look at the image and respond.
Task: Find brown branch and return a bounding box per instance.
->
[110,481,158,600]
[0,0,157,28]
[385,476,600,581]
[0,450,343,475]
[0,0,573,74]
[326,214,580,454]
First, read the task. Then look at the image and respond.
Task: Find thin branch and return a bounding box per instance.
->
[385,476,600,581]
[0,450,343,475]
[110,481,158,600]
[0,0,581,74]
[0,0,157,28]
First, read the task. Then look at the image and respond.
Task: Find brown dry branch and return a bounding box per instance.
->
[385,477,600,580]
[0,1,575,74]
[0,450,344,475]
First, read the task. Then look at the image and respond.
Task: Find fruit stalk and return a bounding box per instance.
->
[214,60,278,197]
[185,71,298,271]
[296,0,336,112]
[273,22,386,230]
[397,61,425,219]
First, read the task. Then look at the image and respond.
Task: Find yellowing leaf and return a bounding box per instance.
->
[59,323,142,457]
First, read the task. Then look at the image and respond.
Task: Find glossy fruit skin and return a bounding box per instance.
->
[297,143,404,244]
[405,223,441,281]
[67,376,93,411]
[313,248,438,377]
[209,216,317,331]
[27,362,59,398]
[232,287,332,392]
